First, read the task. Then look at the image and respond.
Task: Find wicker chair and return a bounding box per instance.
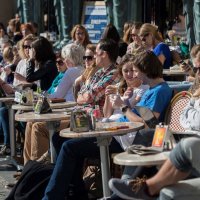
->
[164,91,192,134]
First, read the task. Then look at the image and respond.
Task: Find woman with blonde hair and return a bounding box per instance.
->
[180,44,200,94]
[73,43,100,99]
[103,54,149,121]
[127,22,143,54]
[8,18,23,44]
[0,46,16,84]
[70,24,91,48]
[139,23,172,69]
[122,21,133,44]
[0,34,36,156]
[13,34,36,87]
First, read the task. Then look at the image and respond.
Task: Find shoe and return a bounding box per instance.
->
[0,145,11,156]
[109,177,156,200]
[13,171,22,180]
[36,151,51,164]
[5,180,18,189]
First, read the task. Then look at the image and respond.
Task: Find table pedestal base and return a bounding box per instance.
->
[46,121,60,163]
[97,136,112,198]
[0,103,23,170]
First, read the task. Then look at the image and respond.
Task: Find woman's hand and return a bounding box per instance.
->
[110,94,124,108]
[4,66,12,75]
[29,48,35,60]
[105,85,118,96]
[123,87,133,101]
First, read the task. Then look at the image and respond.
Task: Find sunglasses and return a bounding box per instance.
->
[56,59,64,65]
[83,56,93,60]
[23,45,31,49]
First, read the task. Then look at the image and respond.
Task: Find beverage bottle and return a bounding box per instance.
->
[93,105,101,121]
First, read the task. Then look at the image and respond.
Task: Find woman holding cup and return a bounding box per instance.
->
[103,54,149,121]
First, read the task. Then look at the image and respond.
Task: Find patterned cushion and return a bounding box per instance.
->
[165,91,192,133]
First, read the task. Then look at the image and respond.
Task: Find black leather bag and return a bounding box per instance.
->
[6,160,54,200]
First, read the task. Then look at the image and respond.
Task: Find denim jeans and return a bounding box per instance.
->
[110,129,156,200]
[0,106,9,145]
[170,136,200,175]
[42,135,123,200]
[122,129,155,180]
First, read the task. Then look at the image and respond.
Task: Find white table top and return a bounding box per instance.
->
[0,97,15,103]
[163,69,188,76]
[114,151,170,166]
[60,122,144,138]
[12,101,76,111]
[15,110,70,122]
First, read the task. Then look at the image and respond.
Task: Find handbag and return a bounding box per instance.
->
[34,95,52,114]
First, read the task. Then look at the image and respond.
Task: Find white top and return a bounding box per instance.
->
[49,65,84,101]
[110,84,149,121]
[128,84,149,107]
[13,59,28,87]
[112,84,149,150]
[180,98,200,131]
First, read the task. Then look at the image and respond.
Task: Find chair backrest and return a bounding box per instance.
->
[165,91,192,133]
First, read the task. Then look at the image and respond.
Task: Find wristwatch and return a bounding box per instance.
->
[121,105,129,113]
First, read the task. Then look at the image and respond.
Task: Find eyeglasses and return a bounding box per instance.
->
[56,59,64,65]
[23,45,31,49]
[83,56,93,61]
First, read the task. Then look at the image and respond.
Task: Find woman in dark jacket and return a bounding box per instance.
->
[26,36,58,91]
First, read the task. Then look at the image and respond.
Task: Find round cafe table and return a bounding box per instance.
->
[114,151,170,166]
[12,101,77,111]
[15,111,70,163]
[163,69,189,81]
[10,101,76,162]
[163,69,188,76]
[60,121,144,199]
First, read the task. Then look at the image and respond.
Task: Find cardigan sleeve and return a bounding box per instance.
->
[180,98,200,131]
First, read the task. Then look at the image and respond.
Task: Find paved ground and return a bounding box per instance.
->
[0,161,17,200]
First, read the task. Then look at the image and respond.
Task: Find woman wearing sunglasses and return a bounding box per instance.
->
[127,22,143,55]
[139,23,172,69]
[13,34,36,87]
[0,34,36,156]
[46,59,67,95]
[22,43,85,165]
[73,44,100,100]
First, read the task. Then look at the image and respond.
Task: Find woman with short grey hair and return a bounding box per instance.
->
[49,43,84,101]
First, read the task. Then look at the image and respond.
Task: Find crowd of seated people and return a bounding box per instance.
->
[0,34,36,155]
[0,16,199,200]
[23,43,85,164]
